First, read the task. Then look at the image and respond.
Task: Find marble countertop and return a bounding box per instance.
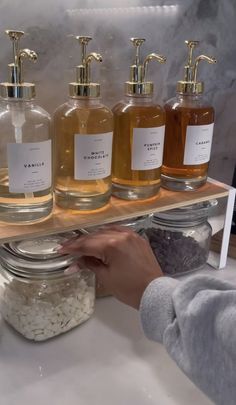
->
[1,258,236,405]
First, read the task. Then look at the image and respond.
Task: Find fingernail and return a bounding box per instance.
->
[55,244,63,251]
[59,239,82,251]
[60,237,78,247]
[64,263,80,275]
[58,247,66,253]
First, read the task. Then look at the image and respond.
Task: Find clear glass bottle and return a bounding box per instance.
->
[0,30,53,223]
[54,36,113,210]
[162,40,216,191]
[112,38,166,200]
[0,233,95,341]
[146,200,217,276]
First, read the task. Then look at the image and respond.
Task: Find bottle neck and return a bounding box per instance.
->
[0,98,35,108]
[124,94,154,105]
[175,92,203,102]
[68,97,102,107]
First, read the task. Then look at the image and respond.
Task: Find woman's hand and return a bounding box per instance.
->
[59,226,163,309]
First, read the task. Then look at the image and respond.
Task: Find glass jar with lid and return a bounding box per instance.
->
[146,200,217,276]
[0,232,95,341]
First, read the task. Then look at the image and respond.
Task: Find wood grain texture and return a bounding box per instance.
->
[0,181,229,243]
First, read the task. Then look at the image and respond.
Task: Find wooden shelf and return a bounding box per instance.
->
[0,180,229,243]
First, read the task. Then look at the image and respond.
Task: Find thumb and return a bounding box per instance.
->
[78,256,107,272]
[77,256,110,287]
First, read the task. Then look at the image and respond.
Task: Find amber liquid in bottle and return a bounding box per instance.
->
[162,94,214,191]
[54,98,113,210]
[112,96,165,200]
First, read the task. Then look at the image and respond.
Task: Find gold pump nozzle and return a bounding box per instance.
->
[125,37,166,96]
[69,35,102,98]
[0,30,38,100]
[177,40,216,94]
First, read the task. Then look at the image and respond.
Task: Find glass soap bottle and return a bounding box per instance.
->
[112,38,166,200]
[0,30,53,223]
[54,36,113,210]
[162,40,216,191]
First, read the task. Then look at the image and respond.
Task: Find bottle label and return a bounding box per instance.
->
[74,132,113,180]
[183,123,214,165]
[7,140,52,193]
[131,126,165,171]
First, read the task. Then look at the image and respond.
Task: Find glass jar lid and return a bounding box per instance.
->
[153,200,218,224]
[113,215,148,229]
[8,232,77,260]
[0,246,74,275]
[0,232,78,279]
[87,215,149,233]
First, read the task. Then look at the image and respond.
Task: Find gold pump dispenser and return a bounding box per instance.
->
[125,38,166,96]
[69,36,102,98]
[177,40,216,94]
[0,30,38,100]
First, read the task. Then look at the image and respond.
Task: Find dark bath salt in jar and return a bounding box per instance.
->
[146,201,217,276]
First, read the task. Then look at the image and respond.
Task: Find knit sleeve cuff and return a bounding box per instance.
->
[139,277,179,343]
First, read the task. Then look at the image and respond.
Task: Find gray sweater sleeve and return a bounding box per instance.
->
[140,275,236,405]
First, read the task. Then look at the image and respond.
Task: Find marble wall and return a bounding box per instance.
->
[0,0,235,184]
